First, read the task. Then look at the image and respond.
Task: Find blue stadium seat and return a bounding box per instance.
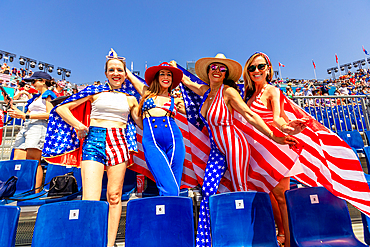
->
[16,164,82,206]
[285,187,366,247]
[0,160,38,194]
[337,130,365,153]
[0,205,20,247]
[31,200,109,247]
[209,191,279,247]
[361,212,370,245]
[125,196,194,247]
[100,168,136,201]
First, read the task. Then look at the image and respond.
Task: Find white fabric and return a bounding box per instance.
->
[90,92,130,123]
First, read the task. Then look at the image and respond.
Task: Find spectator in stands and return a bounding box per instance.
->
[3,71,56,193]
[294,87,304,96]
[72,86,78,94]
[302,82,314,96]
[320,83,329,95]
[13,81,32,101]
[338,82,349,95]
[1,63,10,74]
[285,85,294,98]
[53,81,66,97]
[243,52,308,247]
[48,49,142,247]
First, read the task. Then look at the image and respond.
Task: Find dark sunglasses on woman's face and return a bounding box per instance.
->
[210,64,227,73]
[247,63,268,72]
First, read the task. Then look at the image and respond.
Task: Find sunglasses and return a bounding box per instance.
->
[247,63,268,72]
[209,64,227,73]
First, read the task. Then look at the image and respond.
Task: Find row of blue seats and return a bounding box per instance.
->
[304,105,367,131]
[0,160,137,206]
[1,187,367,247]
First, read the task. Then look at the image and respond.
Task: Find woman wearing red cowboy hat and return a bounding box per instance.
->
[126,62,186,196]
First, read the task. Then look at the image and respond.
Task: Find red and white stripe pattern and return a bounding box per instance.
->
[207,84,249,191]
[105,128,129,166]
[282,94,370,216]
[240,88,370,216]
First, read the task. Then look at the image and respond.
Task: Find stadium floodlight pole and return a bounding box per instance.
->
[0,50,16,63]
[57,67,71,80]
[19,56,37,71]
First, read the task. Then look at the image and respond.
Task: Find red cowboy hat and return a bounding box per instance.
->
[144,62,183,90]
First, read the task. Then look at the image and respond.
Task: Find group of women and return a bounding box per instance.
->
[39,49,309,247]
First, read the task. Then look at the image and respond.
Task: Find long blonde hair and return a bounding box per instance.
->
[138,71,172,116]
[243,53,273,101]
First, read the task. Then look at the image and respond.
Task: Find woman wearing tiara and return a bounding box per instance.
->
[43,49,141,247]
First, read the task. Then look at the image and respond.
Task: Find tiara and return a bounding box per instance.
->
[106,48,126,62]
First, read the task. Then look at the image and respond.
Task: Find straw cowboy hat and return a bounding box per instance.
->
[145,62,183,90]
[195,53,242,83]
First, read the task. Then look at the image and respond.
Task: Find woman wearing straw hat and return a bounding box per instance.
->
[243,52,308,247]
[178,53,298,247]
[47,49,141,247]
[126,62,186,196]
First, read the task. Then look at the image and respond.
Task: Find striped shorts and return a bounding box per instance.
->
[82,126,129,166]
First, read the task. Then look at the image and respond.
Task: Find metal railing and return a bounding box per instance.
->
[292,95,370,133]
[1,95,370,159]
[0,100,27,160]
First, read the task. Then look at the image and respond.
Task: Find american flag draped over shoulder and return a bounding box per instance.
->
[42,83,138,167]
[281,92,370,216]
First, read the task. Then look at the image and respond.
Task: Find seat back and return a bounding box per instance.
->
[125,196,194,247]
[337,130,364,150]
[31,200,109,247]
[100,168,136,201]
[361,212,370,245]
[209,192,278,247]
[43,164,82,191]
[0,160,38,194]
[0,205,20,247]
[285,187,358,247]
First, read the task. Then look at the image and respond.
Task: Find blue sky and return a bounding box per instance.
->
[2,0,370,84]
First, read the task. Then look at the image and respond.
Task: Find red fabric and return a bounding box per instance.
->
[43,101,91,167]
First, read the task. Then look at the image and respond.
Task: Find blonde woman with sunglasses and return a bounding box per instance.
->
[243,52,308,247]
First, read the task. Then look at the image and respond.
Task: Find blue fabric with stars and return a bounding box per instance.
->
[42,82,138,159]
[196,89,227,247]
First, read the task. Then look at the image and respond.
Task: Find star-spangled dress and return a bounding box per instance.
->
[196,84,250,247]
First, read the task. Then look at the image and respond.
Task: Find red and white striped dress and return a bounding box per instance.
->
[207,84,250,191]
[232,85,302,192]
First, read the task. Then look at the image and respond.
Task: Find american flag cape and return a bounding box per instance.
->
[42,83,138,167]
[279,91,370,216]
